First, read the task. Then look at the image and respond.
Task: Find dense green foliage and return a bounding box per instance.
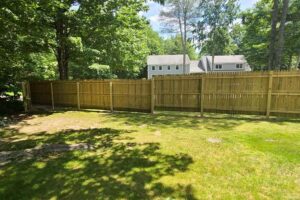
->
[193,0,300,71]
[0,0,165,97]
[196,0,239,60]
[162,35,198,60]
[1,0,299,98]
[237,0,300,70]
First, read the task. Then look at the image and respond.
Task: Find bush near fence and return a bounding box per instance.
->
[26,71,300,117]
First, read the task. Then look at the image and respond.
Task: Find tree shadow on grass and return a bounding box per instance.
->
[99,111,300,132]
[100,112,244,131]
[0,128,195,199]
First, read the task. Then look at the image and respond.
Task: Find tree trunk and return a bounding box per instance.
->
[55,9,69,80]
[274,0,289,70]
[178,15,186,74]
[211,30,215,71]
[287,54,293,70]
[268,0,279,70]
[296,52,300,69]
[183,11,188,74]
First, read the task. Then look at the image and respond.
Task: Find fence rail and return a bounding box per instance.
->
[27,71,300,117]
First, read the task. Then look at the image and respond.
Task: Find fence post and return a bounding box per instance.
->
[22,82,28,112]
[180,77,183,109]
[151,78,155,114]
[77,82,80,110]
[200,75,205,117]
[26,81,32,111]
[266,71,273,118]
[110,81,113,112]
[50,82,55,110]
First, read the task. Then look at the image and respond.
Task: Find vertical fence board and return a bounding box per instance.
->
[266,71,273,118]
[50,82,54,110]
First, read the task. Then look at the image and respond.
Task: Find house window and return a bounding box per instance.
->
[215,64,222,69]
[176,65,179,70]
[236,64,243,69]
[168,66,171,70]
[152,66,155,70]
[159,66,162,70]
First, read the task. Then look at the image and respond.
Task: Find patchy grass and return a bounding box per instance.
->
[0,110,299,199]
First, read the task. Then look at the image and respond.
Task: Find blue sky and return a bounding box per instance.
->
[143,0,259,37]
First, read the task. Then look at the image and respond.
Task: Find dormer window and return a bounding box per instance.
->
[176,65,179,70]
[215,64,222,69]
[152,66,155,70]
[167,66,171,70]
[159,66,162,70]
[236,64,243,69]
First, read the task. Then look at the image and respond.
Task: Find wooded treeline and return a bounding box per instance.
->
[0,0,299,97]
[161,0,299,71]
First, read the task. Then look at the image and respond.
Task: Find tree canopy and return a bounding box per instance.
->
[0,0,162,95]
[1,0,300,97]
[237,0,300,70]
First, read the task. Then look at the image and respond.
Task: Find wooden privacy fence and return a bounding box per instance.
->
[155,71,300,117]
[27,71,300,117]
[30,79,154,113]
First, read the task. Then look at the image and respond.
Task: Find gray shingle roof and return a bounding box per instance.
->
[205,55,247,64]
[147,54,190,65]
[189,60,205,73]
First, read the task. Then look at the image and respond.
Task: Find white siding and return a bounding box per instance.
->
[212,63,247,72]
[148,65,185,79]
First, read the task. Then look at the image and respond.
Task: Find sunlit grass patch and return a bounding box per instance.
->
[0,110,299,199]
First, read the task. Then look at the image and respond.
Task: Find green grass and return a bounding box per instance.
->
[0,110,299,199]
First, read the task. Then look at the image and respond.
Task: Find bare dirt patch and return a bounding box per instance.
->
[207,138,222,144]
[6,112,103,134]
[154,130,161,136]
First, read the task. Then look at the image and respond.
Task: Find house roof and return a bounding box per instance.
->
[147,55,190,65]
[190,60,205,73]
[205,55,247,64]
[198,55,251,72]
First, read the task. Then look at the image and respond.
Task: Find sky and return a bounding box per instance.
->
[142,0,259,37]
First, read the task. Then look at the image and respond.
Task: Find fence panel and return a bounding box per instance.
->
[52,81,77,107]
[30,81,51,105]
[203,72,269,114]
[271,71,300,114]
[112,80,151,112]
[155,75,202,111]
[79,81,110,109]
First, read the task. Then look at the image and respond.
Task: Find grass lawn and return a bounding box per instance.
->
[0,110,299,199]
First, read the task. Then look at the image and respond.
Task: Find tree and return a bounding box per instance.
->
[146,27,164,55]
[162,35,198,59]
[0,0,57,95]
[233,0,299,71]
[200,27,237,56]
[0,0,157,82]
[196,0,238,68]
[268,0,279,70]
[160,0,198,73]
[73,0,151,78]
[274,0,290,69]
[268,0,290,70]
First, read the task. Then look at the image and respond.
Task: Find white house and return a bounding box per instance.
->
[198,55,252,73]
[147,54,251,79]
[147,55,191,79]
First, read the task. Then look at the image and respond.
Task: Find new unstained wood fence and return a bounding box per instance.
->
[29,80,153,113]
[26,71,300,117]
